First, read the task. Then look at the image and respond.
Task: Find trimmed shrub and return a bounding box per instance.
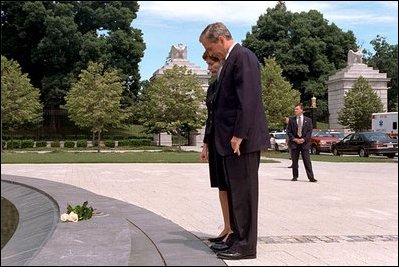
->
[35,141,48,148]
[105,140,115,148]
[117,140,129,147]
[51,141,60,148]
[128,139,152,147]
[21,139,35,149]
[76,140,87,148]
[7,140,21,149]
[64,141,75,148]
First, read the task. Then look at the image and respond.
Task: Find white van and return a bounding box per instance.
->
[371,112,398,138]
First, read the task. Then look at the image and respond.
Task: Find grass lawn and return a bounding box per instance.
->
[1,148,396,164]
[1,151,202,163]
[1,147,278,164]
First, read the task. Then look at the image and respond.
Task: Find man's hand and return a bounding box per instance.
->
[293,138,305,144]
[231,136,243,156]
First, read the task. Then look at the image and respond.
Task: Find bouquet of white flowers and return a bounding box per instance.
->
[60,201,94,222]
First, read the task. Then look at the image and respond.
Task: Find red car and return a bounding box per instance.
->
[310,130,345,155]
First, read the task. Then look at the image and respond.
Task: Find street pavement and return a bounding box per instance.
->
[1,157,397,266]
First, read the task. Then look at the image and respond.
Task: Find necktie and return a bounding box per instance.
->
[217,63,223,79]
[297,116,302,137]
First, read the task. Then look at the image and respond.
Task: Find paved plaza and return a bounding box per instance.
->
[1,157,398,265]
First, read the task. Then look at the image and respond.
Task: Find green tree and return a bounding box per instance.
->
[364,35,398,112]
[338,76,384,131]
[1,1,145,129]
[64,62,128,152]
[1,55,43,147]
[138,65,206,150]
[261,58,300,130]
[242,1,357,122]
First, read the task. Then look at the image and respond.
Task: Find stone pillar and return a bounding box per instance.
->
[326,50,390,130]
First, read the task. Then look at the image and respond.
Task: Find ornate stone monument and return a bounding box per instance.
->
[326,49,390,131]
[151,44,210,146]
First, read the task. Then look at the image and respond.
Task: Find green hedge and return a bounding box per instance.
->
[76,140,87,148]
[1,138,153,149]
[64,141,75,148]
[35,141,48,148]
[7,140,21,149]
[105,140,115,148]
[128,139,152,147]
[21,139,34,149]
[117,140,130,147]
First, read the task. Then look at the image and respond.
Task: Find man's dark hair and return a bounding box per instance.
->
[199,22,233,43]
[295,103,304,110]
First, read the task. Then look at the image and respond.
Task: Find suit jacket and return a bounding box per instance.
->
[286,115,313,150]
[212,44,270,156]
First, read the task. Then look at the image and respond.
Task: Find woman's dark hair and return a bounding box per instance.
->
[202,50,219,62]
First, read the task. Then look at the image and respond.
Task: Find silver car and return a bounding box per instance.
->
[269,132,289,151]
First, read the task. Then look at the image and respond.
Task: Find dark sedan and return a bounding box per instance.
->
[331,132,398,158]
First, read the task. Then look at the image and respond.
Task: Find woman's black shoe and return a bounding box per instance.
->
[208,233,227,243]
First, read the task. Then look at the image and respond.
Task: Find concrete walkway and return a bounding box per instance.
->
[1,158,398,265]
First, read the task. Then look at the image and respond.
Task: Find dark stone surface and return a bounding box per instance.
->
[1,175,226,266]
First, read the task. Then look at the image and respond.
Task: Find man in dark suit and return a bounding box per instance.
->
[286,103,317,182]
[199,22,270,260]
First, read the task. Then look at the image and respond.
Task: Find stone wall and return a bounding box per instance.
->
[327,59,390,130]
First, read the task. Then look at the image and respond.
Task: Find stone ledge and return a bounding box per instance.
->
[1,175,225,266]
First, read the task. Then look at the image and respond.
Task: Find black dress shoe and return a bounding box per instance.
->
[210,242,230,251]
[216,249,256,260]
[291,177,297,181]
[309,178,318,182]
[288,165,293,168]
[208,233,227,243]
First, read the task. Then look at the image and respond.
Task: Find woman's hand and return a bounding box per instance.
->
[201,144,208,161]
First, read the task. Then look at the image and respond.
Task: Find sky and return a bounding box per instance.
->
[133,1,398,81]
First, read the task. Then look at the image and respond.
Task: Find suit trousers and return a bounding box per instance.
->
[291,144,314,179]
[222,151,260,254]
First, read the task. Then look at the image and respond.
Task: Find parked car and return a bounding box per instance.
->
[310,130,346,154]
[269,132,288,151]
[331,132,398,158]
[328,130,346,140]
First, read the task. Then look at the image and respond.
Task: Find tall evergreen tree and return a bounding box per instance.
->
[138,65,206,149]
[1,56,43,143]
[338,76,384,131]
[64,62,128,152]
[261,57,300,130]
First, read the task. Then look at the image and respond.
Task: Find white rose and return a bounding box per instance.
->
[68,211,79,222]
[60,213,69,222]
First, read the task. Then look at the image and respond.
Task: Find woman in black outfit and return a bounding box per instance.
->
[200,51,232,243]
